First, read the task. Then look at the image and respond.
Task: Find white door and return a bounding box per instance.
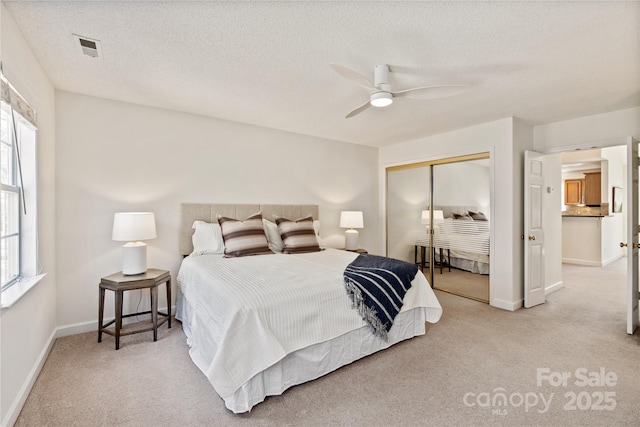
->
[524,151,546,308]
[626,137,639,334]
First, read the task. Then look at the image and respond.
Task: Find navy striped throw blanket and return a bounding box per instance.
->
[343,254,419,341]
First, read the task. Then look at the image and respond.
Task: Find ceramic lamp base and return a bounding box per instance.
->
[122,242,147,275]
[345,229,359,251]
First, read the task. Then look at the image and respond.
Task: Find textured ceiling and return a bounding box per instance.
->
[3,1,639,147]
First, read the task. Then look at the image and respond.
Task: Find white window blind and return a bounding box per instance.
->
[0,74,37,127]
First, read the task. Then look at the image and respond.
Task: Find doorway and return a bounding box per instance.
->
[386,153,491,302]
[529,138,638,333]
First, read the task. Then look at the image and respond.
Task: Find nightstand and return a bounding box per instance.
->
[414,245,450,274]
[98,268,171,350]
[344,248,368,254]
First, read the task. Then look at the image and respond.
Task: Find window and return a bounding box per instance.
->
[1,104,21,287]
[0,74,38,294]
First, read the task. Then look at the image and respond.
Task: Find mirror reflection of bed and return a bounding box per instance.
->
[386,155,490,303]
[428,206,489,303]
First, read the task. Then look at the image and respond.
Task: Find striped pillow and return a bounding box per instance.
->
[275,216,321,254]
[218,213,273,257]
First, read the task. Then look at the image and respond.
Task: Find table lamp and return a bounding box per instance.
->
[421,209,444,226]
[340,211,364,251]
[112,212,157,275]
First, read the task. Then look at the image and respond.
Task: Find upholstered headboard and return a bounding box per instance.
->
[434,206,480,219]
[179,203,319,256]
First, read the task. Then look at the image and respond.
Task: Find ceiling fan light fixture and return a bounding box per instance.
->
[331,63,465,118]
[370,92,393,107]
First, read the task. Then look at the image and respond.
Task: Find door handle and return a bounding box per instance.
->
[528,235,536,241]
[620,242,640,248]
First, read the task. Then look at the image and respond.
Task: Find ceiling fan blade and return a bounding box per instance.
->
[330,63,376,91]
[345,99,372,118]
[392,84,467,100]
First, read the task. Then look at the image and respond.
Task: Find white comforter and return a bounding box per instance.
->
[176,248,442,401]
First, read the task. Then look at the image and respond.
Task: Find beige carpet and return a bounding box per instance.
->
[431,267,489,302]
[15,259,640,426]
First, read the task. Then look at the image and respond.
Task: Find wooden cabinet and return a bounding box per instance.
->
[565,179,583,205]
[584,172,601,206]
[564,172,602,206]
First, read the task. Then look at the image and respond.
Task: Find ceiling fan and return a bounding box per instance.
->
[330,63,466,118]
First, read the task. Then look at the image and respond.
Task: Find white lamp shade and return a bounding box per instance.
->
[112,212,157,242]
[340,211,364,229]
[421,209,444,224]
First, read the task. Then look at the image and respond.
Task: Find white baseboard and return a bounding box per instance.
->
[562,258,602,267]
[489,282,563,313]
[491,298,522,311]
[562,254,623,267]
[56,319,98,338]
[56,304,176,338]
[545,280,564,295]
[2,328,57,427]
[602,254,622,266]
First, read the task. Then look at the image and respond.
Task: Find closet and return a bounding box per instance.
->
[386,153,491,302]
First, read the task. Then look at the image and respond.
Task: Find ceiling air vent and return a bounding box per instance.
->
[72,34,102,58]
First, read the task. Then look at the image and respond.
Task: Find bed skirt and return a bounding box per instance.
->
[176,290,427,413]
[436,252,489,275]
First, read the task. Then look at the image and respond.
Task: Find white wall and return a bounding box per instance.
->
[512,119,535,302]
[601,145,626,264]
[433,162,491,214]
[0,3,57,426]
[562,217,603,265]
[55,91,379,332]
[534,107,640,151]
[543,153,563,293]
[379,117,525,310]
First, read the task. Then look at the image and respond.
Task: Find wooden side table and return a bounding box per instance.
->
[343,248,368,254]
[98,268,171,350]
[414,245,450,274]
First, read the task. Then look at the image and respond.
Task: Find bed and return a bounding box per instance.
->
[429,206,490,275]
[175,203,443,413]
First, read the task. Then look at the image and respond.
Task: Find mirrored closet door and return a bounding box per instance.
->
[387,164,433,281]
[386,153,491,302]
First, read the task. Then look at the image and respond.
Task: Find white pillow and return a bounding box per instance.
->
[262,218,284,252]
[191,220,225,256]
[313,220,326,248]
